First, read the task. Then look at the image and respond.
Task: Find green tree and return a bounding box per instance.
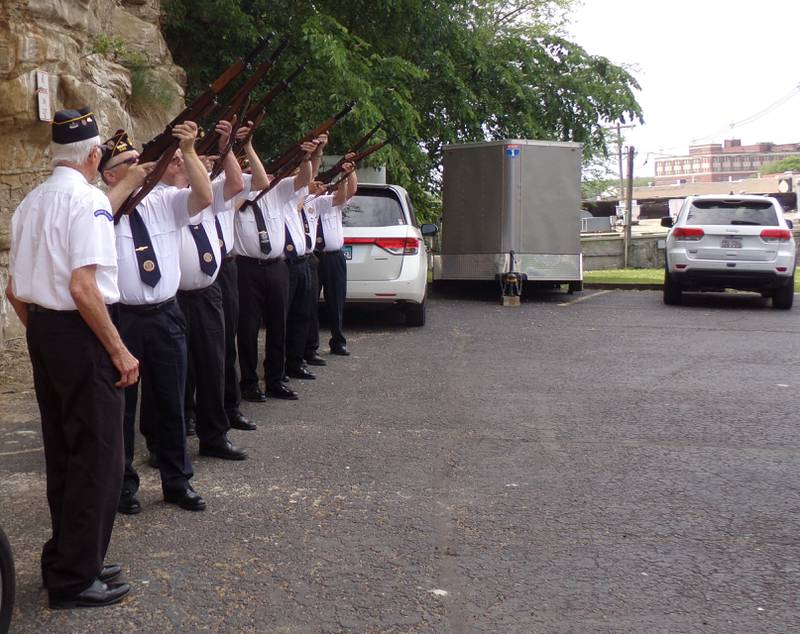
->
[760,156,800,175]
[162,0,642,221]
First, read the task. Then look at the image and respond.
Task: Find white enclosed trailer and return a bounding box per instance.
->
[433,139,583,291]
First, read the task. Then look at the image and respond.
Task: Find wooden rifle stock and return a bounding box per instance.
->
[115,36,271,219]
[317,121,384,183]
[265,102,356,175]
[196,37,288,156]
[209,97,251,180]
[233,62,307,158]
[320,137,392,186]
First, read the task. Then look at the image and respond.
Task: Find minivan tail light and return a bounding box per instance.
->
[672,227,704,241]
[343,237,420,255]
[760,229,791,242]
[376,237,419,255]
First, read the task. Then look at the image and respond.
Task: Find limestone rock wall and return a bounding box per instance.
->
[0,0,186,347]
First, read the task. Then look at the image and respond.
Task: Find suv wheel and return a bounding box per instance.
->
[405,298,426,327]
[772,274,794,310]
[663,266,683,305]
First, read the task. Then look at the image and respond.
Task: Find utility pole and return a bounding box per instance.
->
[624,145,635,268]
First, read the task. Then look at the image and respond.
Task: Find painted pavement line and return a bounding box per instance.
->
[558,289,613,307]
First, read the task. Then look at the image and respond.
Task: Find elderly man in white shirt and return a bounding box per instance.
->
[5,107,142,609]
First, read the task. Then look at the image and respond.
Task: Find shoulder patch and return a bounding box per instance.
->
[94,209,114,222]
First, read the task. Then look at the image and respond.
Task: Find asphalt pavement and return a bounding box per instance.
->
[1,287,799,633]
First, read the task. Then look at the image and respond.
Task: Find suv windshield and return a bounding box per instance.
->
[342,189,406,228]
[685,200,779,226]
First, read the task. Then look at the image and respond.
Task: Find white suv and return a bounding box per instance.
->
[662,195,796,309]
[341,184,437,326]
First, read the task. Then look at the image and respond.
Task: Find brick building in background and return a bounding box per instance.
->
[654,139,800,184]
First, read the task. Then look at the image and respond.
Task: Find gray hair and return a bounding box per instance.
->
[50,135,101,166]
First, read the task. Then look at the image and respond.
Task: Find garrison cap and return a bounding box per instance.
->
[51,106,99,144]
[100,129,135,171]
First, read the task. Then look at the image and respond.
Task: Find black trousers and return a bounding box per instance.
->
[237,257,289,391]
[305,253,321,357]
[26,310,124,597]
[178,284,229,445]
[216,257,241,416]
[319,249,348,349]
[118,300,193,497]
[286,256,312,372]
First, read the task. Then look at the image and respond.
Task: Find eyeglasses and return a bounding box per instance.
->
[107,157,139,170]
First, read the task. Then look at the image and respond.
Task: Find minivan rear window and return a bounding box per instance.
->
[342,190,406,227]
[685,200,778,226]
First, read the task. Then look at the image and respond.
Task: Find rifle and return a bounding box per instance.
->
[209,96,251,180]
[319,137,393,188]
[316,121,382,183]
[195,37,289,157]
[233,62,307,156]
[114,36,272,222]
[264,102,356,175]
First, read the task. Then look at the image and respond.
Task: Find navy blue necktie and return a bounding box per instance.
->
[215,216,227,257]
[301,209,313,250]
[250,202,272,255]
[284,225,298,260]
[188,223,218,276]
[315,216,326,252]
[129,209,161,287]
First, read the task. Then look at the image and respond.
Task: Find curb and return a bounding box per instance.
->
[584,283,663,291]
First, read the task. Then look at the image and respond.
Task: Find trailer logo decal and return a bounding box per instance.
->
[506,144,520,158]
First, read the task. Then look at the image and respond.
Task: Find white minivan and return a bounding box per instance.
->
[340,184,437,326]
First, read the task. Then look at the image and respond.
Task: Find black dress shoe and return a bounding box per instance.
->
[199,439,247,461]
[164,486,206,511]
[304,352,327,366]
[49,579,131,609]
[118,492,141,515]
[286,366,316,380]
[241,387,267,403]
[185,416,196,437]
[330,345,350,356]
[228,411,256,431]
[98,564,122,583]
[265,385,299,400]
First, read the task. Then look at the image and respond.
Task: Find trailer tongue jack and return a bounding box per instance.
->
[499,250,525,306]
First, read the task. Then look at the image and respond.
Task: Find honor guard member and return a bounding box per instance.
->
[176,120,248,460]
[301,194,325,367]
[234,137,319,401]
[101,122,213,513]
[317,162,358,356]
[6,107,140,608]
[283,137,329,381]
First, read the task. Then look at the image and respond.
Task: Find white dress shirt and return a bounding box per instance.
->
[213,173,250,256]
[178,207,223,290]
[234,177,305,260]
[313,195,346,251]
[10,166,119,310]
[115,182,191,305]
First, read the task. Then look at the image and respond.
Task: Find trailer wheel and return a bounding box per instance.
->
[405,299,426,327]
[568,281,583,294]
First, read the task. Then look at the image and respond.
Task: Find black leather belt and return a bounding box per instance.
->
[28,304,78,314]
[237,255,283,267]
[222,254,236,262]
[118,298,176,315]
[286,254,309,264]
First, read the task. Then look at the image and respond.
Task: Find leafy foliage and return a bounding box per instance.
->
[162,0,642,221]
[760,156,800,175]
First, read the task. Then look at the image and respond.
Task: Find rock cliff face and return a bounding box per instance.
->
[0,0,185,347]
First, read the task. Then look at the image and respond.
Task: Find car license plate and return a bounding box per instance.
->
[720,237,742,249]
[343,245,352,260]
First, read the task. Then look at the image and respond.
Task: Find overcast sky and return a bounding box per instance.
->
[565,0,800,175]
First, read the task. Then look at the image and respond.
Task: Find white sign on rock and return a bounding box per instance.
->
[36,70,51,122]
